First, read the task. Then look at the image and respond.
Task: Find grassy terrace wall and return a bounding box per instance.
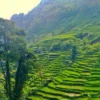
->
[27,51,100,100]
[26,30,100,100]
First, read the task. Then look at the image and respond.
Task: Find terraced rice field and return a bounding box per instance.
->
[27,51,100,100]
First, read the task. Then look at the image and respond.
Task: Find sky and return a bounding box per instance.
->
[0,0,41,19]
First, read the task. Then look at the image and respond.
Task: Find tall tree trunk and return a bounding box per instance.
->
[6,56,12,100]
[13,56,24,100]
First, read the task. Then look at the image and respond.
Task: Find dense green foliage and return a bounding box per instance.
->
[27,30,100,100]
[11,0,100,40]
[1,0,100,100]
[0,18,35,100]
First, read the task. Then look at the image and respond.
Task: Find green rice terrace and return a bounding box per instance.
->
[27,53,100,100]
[0,19,100,100]
[0,0,100,100]
[25,30,100,100]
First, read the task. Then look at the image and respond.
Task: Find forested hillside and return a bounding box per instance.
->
[0,0,100,100]
[11,0,100,40]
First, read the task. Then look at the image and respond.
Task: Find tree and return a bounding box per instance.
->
[0,19,35,100]
[71,45,77,63]
[13,50,36,100]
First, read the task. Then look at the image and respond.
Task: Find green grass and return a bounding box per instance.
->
[25,25,100,100]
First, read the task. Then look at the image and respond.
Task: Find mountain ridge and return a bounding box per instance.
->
[10,0,100,40]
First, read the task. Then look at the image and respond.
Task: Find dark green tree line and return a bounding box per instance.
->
[0,18,35,100]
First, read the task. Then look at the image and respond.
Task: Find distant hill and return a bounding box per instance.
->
[11,0,100,40]
[0,18,18,35]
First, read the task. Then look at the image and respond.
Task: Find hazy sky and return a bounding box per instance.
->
[0,0,41,19]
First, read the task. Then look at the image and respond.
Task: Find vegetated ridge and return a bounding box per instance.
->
[10,0,100,99]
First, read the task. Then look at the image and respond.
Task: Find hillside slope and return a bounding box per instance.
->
[10,0,100,99]
[11,0,100,40]
[25,30,100,99]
